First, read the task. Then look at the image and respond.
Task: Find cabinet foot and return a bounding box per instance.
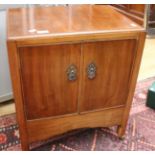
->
[117,125,125,139]
[21,142,29,151]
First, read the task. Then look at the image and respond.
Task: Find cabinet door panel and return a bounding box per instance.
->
[80,40,136,112]
[19,44,81,120]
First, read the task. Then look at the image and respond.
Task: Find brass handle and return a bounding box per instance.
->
[66,64,77,81]
[87,62,96,80]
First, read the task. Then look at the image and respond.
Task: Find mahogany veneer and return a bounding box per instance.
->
[7,5,146,150]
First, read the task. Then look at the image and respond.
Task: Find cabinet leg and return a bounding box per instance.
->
[21,141,29,151]
[117,125,125,139]
[18,127,29,150]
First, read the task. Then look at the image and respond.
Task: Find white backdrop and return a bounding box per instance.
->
[0,10,13,102]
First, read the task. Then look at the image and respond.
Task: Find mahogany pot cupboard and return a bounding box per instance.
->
[7,5,146,150]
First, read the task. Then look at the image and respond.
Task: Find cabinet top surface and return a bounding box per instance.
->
[7,5,144,41]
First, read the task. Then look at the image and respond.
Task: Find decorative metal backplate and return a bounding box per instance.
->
[87,63,96,80]
[66,64,77,81]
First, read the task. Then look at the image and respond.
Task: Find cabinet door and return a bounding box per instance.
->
[80,40,136,112]
[19,44,81,120]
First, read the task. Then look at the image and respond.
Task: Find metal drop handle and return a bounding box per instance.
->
[87,63,96,80]
[66,64,77,81]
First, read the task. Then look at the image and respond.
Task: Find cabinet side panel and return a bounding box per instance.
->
[117,32,146,136]
[7,41,29,150]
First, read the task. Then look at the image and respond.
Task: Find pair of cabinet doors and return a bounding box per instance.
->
[19,39,136,120]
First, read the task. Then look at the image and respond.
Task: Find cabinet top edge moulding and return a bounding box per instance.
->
[7,5,145,45]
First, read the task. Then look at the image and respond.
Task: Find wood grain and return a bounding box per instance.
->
[7,41,29,150]
[117,32,146,137]
[6,5,146,150]
[27,106,124,143]
[79,39,136,112]
[19,44,81,120]
[7,5,143,42]
[16,31,141,47]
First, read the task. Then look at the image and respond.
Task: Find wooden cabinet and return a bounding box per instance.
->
[7,5,146,150]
